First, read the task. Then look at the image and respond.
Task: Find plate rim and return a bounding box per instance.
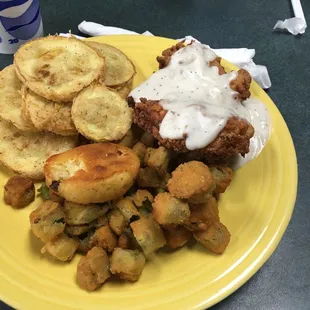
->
[0,34,298,310]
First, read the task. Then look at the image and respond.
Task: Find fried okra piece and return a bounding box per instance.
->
[110,248,145,281]
[131,189,154,207]
[4,176,35,208]
[118,125,143,148]
[89,226,117,253]
[116,198,140,222]
[78,231,94,253]
[65,223,94,236]
[164,225,191,249]
[118,232,132,249]
[41,233,79,261]
[210,166,233,199]
[144,147,169,176]
[140,131,154,147]
[130,215,166,255]
[49,189,65,203]
[29,200,65,242]
[77,247,111,291]
[109,208,126,235]
[66,214,109,237]
[136,167,162,188]
[168,161,215,203]
[152,192,190,225]
[132,142,147,165]
[185,197,219,231]
[64,200,110,225]
[193,221,231,254]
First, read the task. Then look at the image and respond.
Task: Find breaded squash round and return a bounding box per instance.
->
[71,84,133,142]
[0,118,77,180]
[0,65,37,131]
[22,87,77,136]
[14,36,105,102]
[44,143,140,204]
[168,161,214,203]
[85,41,135,88]
[116,80,133,99]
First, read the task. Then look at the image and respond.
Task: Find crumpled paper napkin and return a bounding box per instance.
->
[273,0,307,35]
[60,21,272,89]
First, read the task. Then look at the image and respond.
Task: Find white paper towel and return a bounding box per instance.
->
[273,0,307,35]
[61,21,272,89]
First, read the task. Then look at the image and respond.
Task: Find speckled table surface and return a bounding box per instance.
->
[0,0,309,309]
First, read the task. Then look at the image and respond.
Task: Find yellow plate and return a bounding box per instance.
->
[0,35,297,310]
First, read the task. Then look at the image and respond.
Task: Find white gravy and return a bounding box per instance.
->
[130,42,271,168]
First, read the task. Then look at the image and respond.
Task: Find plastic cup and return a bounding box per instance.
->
[0,0,43,54]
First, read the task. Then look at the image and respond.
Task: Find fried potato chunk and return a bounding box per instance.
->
[168,161,214,203]
[144,147,169,176]
[41,233,79,261]
[63,200,109,225]
[77,247,111,291]
[185,197,219,231]
[72,84,133,142]
[89,226,117,253]
[85,41,135,88]
[29,200,65,242]
[193,222,231,254]
[4,175,35,208]
[44,143,140,204]
[164,224,191,249]
[152,192,190,225]
[0,118,77,180]
[14,36,105,102]
[130,215,166,255]
[22,87,77,136]
[110,248,145,281]
[0,65,37,131]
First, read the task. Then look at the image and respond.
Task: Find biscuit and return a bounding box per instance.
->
[44,143,140,204]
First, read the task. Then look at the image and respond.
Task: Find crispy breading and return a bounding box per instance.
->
[76,246,111,291]
[14,36,105,102]
[130,98,254,163]
[163,224,191,249]
[167,161,214,203]
[22,87,77,136]
[4,175,35,208]
[0,65,37,132]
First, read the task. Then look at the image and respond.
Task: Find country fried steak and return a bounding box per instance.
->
[129,42,254,163]
[128,98,254,163]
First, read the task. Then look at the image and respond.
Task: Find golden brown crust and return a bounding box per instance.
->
[167,161,214,202]
[4,175,35,208]
[44,143,140,204]
[131,99,254,162]
[76,246,111,291]
[14,36,105,102]
[156,41,187,69]
[230,69,252,101]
